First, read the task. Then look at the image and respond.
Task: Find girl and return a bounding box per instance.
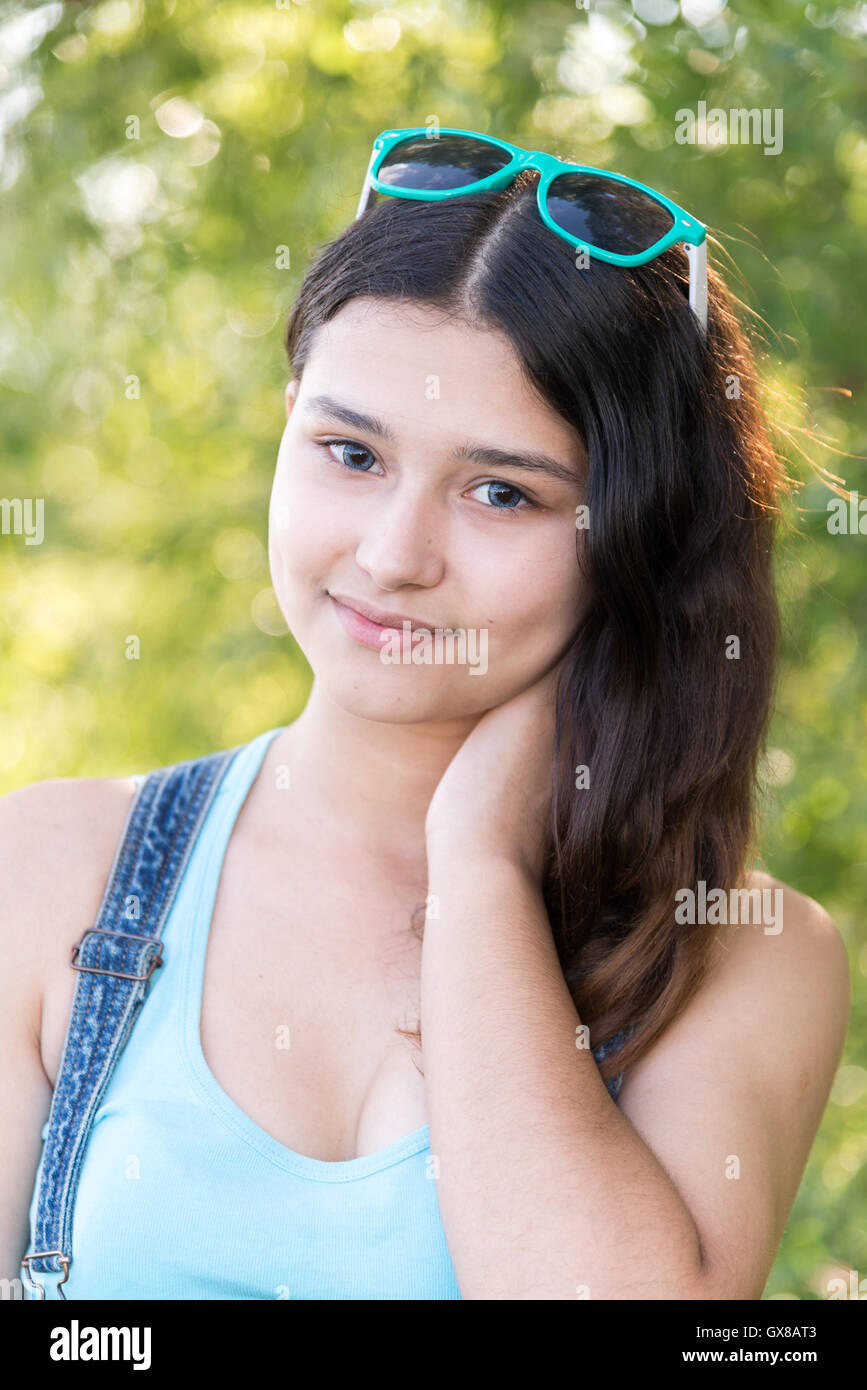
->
[3,130,850,1300]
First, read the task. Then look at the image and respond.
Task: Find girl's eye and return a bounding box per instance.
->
[318,439,535,513]
[468,480,534,512]
[319,439,381,472]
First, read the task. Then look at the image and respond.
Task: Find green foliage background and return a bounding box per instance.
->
[1,0,864,1299]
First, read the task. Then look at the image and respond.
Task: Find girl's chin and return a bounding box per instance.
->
[319,668,487,724]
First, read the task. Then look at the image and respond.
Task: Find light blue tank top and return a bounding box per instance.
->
[22,726,462,1299]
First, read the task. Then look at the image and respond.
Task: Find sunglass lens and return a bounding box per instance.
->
[546,173,674,255]
[377,135,513,192]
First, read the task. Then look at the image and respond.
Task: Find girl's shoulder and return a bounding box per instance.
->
[0,771,139,947]
[707,869,848,990]
[0,773,140,930]
[0,774,140,1096]
[0,732,241,962]
[0,734,251,1013]
[626,868,849,1097]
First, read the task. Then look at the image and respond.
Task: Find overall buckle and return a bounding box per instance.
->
[71,929,164,981]
[20,1250,70,1299]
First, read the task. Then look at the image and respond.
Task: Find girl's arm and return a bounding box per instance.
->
[421,849,849,1300]
[0,784,58,1291]
[0,778,135,1292]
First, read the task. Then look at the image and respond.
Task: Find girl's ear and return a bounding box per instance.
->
[285,379,298,418]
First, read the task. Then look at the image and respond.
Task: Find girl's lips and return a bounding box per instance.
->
[328,591,438,630]
[329,595,427,652]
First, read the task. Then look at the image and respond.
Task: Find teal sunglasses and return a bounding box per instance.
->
[356,126,708,334]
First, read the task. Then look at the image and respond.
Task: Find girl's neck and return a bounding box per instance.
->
[269,680,479,861]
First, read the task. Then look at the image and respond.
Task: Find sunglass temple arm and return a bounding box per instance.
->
[685,239,708,334]
[355,147,379,220]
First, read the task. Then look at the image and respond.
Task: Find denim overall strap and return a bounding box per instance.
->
[21,742,243,1298]
[593,1021,638,1102]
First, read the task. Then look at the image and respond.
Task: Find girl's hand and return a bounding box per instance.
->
[424,658,566,885]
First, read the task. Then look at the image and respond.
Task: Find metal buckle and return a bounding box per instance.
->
[21,1251,70,1299]
[71,929,164,981]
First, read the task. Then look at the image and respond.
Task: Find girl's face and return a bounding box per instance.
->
[268,296,587,724]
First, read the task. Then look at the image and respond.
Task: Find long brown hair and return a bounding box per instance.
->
[283,168,794,1088]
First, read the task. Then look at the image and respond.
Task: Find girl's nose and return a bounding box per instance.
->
[354,489,445,591]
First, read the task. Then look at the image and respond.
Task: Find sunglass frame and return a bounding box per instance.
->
[356,125,708,332]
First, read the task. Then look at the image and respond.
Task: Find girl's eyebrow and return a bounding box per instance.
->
[304,392,583,487]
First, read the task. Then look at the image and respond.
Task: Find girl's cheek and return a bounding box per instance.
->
[269,476,346,604]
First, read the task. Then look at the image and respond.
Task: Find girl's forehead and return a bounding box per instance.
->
[302,304,583,458]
